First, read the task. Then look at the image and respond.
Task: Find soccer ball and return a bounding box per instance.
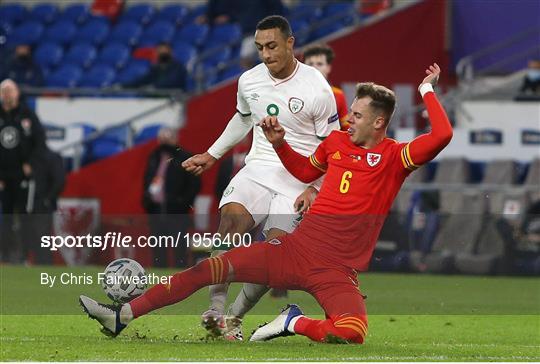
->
[101,258,147,304]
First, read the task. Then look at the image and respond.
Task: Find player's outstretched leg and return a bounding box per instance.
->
[202,250,230,338]
[202,203,255,339]
[250,306,367,344]
[80,256,230,337]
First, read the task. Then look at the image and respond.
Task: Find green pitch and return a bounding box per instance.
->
[1,265,539,361]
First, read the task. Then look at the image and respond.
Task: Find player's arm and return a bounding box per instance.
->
[401,64,453,171]
[259,116,326,183]
[182,76,252,176]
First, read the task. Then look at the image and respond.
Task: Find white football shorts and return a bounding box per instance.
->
[218,166,301,234]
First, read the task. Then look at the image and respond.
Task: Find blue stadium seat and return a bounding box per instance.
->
[0,21,13,37]
[34,42,63,69]
[176,23,209,46]
[201,42,231,67]
[115,59,150,85]
[172,41,197,66]
[184,4,207,23]
[74,18,110,46]
[290,19,310,46]
[88,139,124,161]
[97,43,130,69]
[207,23,242,45]
[78,64,116,88]
[121,4,155,25]
[87,125,130,160]
[289,3,322,22]
[218,64,244,82]
[0,4,28,25]
[109,20,142,46]
[28,3,58,24]
[44,20,76,45]
[9,21,44,46]
[138,20,175,47]
[75,122,97,138]
[156,4,188,26]
[46,64,82,87]
[323,2,356,25]
[135,123,162,144]
[64,43,97,68]
[58,3,90,24]
[192,63,218,89]
[311,22,345,40]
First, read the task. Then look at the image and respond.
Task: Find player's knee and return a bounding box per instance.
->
[219,204,254,234]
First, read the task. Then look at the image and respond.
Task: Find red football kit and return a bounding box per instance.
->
[129,89,452,344]
[331,86,349,131]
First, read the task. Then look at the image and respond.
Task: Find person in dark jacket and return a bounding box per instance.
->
[21,145,65,264]
[143,127,201,267]
[1,45,44,87]
[128,43,187,90]
[0,79,46,262]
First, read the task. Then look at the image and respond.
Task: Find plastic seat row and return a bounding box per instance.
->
[0,3,199,27]
[44,59,243,89]
[5,18,241,52]
[45,60,152,88]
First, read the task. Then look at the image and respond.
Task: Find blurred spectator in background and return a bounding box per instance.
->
[127,43,187,90]
[0,79,46,262]
[1,45,44,87]
[303,44,349,130]
[22,144,65,264]
[199,0,284,34]
[518,60,540,96]
[198,0,285,66]
[143,127,200,267]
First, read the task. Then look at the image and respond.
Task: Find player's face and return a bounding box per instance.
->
[304,54,331,79]
[347,97,386,145]
[254,28,294,77]
[0,81,20,110]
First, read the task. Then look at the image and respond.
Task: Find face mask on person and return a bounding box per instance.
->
[158,53,172,64]
[17,54,32,64]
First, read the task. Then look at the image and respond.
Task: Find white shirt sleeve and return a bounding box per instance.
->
[207,112,252,159]
[207,76,253,159]
[236,75,251,117]
[312,82,339,138]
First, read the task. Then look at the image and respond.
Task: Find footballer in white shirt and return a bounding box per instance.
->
[182,15,339,340]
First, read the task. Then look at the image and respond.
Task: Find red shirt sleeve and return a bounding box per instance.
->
[399,91,453,171]
[332,86,349,131]
[274,138,329,183]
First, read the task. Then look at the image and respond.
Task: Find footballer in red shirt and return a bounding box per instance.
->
[304,44,350,130]
[80,64,452,345]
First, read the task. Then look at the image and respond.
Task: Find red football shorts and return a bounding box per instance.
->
[223,236,367,317]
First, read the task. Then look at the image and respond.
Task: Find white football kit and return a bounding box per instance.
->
[209,60,339,233]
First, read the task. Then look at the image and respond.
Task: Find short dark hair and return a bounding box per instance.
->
[303,44,335,64]
[256,15,292,39]
[355,82,396,124]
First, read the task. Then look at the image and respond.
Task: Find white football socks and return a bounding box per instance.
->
[209,282,229,314]
[229,283,269,318]
[287,315,302,333]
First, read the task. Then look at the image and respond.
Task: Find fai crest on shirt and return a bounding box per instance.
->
[366,153,382,167]
[288,97,304,114]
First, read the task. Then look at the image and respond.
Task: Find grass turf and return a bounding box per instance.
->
[1,265,539,361]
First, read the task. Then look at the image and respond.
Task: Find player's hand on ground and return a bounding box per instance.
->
[258,116,285,147]
[294,186,318,214]
[181,152,217,176]
[419,63,440,92]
